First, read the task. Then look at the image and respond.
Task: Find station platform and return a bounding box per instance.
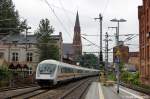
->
[85,82,150,99]
[85,82,104,99]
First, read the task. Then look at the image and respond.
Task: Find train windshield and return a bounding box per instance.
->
[39,63,56,74]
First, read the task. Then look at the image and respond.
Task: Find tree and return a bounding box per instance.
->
[0,66,12,80]
[0,0,26,33]
[79,54,98,69]
[35,18,59,61]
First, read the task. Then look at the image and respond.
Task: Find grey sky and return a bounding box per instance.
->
[12,0,142,61]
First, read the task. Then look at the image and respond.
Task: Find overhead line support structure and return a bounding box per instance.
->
[95,13,103,68]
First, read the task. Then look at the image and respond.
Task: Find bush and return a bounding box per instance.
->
[107,72,116,81]
[121,71,140,85]
[0,66,12,80]
[0,66,13,87]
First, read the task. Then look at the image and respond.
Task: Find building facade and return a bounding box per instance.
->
[113,43,129,63]
[138,0,150,85]
[128,52,140,70]
[0,33,63,75]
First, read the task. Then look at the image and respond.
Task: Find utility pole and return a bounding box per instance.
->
[83,52,86,66]
[104,32,112,75]
[95,13,103,68]
[110,18,127,94]
[104,32,108,73]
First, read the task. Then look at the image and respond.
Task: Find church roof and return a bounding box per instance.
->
[63,43,74,56]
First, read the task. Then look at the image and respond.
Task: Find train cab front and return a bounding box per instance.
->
[36,79,54,87]
[36,63,57,87]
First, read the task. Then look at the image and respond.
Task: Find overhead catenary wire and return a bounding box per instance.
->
[102,0,110,15]
[81,36,100,48]
[82,33,139,37]
[123,34,138,42]
[58,0,74,26]
[43,0,72,40]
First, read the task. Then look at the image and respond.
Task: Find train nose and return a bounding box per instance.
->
[37,79,54,87]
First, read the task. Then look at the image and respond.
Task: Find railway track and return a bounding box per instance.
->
[120,82,150,95]
[11,88,49,99]
[0,86,41,99]
[0,77,97,99]
[59,79,92,99]
[0,84,38,92]
[30,77,97,99]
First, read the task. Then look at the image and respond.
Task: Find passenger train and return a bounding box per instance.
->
[36,59,99,87]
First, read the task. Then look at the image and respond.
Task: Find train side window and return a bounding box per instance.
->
[61,67,64,73]
[58,66,61,73]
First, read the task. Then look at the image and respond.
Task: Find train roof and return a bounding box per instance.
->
[38,59,100,71]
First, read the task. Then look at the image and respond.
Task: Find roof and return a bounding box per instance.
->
[129,52,139,57]
[0,33,37,44]
[63,43,74,56]
[0,33,61,44]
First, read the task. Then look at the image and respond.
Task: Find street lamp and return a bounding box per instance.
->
[110,18,126,94]
[110,18,126,45]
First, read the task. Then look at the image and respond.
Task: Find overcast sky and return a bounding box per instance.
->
[12,0,142,61]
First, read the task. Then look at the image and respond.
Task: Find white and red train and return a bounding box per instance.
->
[36,59,99,87]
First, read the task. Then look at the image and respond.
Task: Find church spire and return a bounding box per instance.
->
[73,11,82,59]
[75,11,80,27]
[74,11,80,33]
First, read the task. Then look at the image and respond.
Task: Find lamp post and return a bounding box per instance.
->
[110,18,126,94]
[110,18,126,45]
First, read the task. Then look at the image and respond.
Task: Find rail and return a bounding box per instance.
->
[120,82,150,95]
[59,79,92,99]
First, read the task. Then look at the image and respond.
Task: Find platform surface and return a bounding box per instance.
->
[85,82,104,99]
[85,82,150,99]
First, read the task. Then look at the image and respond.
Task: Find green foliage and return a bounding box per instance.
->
[79,54,98,69]
[0,66,12,80]
[35,18,59,61]
[118,61,125,72]
[0,0,27,33]
[121,71,140,85]
[107,72,116,81]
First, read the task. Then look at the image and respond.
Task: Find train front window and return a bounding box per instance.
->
[39,63,56,74]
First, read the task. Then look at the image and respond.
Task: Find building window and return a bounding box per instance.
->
[28,67,32,75]
[147,46,149,60]
[142,48,144,59]
[0,52,4,58]
[12,52,18,61]
[148,65,150,76]
[27,52,33,62]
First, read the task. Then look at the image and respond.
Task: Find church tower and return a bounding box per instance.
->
[73,11,82,59]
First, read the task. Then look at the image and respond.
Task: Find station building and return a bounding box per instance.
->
[0,32,63,77]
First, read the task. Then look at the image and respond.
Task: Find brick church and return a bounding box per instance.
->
[63,11,82,64]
